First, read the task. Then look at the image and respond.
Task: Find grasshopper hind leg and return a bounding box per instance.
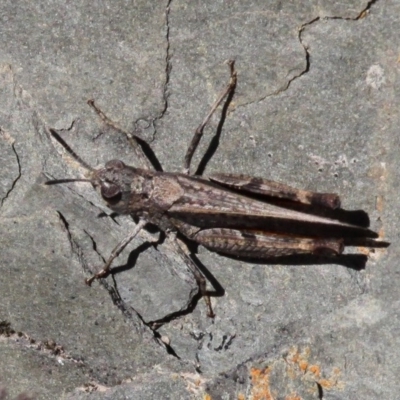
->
[193,228,344,259]
[167,232,216,318]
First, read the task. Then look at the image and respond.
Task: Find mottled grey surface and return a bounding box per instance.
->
[0,1,397,399]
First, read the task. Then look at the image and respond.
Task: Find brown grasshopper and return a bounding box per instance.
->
[46,61,383,317]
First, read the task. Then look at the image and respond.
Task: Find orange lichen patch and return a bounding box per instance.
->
[290,353,299,363]
[318,379,334,389]
[316,366,343,390]
[244,347,344,399]
[298,359,308,372]
[308,365,321,378]
[285,346,306,380]
[250,367,274,400]
[284,346,344,392]
[285,395,301,400]
[203,394,212,400]
[286,346,311,374]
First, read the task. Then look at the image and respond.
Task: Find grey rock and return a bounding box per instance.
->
[0,0,397,399]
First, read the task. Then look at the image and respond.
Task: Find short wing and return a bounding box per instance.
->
[167,175,359,233]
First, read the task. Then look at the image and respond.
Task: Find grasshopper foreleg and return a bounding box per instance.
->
[85,218,147,286]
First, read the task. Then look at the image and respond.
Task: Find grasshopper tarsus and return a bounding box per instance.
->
[85,265,111,286]
[87,98,126,137]
[85,276,96,286]
[207,308,215,319]
[85,268,110,286]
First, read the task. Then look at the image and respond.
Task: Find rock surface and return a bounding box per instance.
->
[0,1,397,399]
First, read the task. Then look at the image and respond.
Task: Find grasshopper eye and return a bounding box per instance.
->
[101,182,121,201]
[105,160,125,169]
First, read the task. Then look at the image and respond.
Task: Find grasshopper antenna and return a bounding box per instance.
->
[45,178,94,185]
[46,128,95,185]
[48,129,95,171]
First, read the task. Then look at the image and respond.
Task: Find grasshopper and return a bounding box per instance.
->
[46,61,382,317]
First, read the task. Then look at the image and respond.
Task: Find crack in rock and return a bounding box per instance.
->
[0,321,84,366]
[147,0,172,144]
[0,134,22,208]
[276,0,381,95]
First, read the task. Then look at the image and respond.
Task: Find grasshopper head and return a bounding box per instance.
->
[92,159,127,204]
[45,128,125,205]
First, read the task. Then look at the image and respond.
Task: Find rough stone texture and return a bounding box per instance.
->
[0,0,397,399]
